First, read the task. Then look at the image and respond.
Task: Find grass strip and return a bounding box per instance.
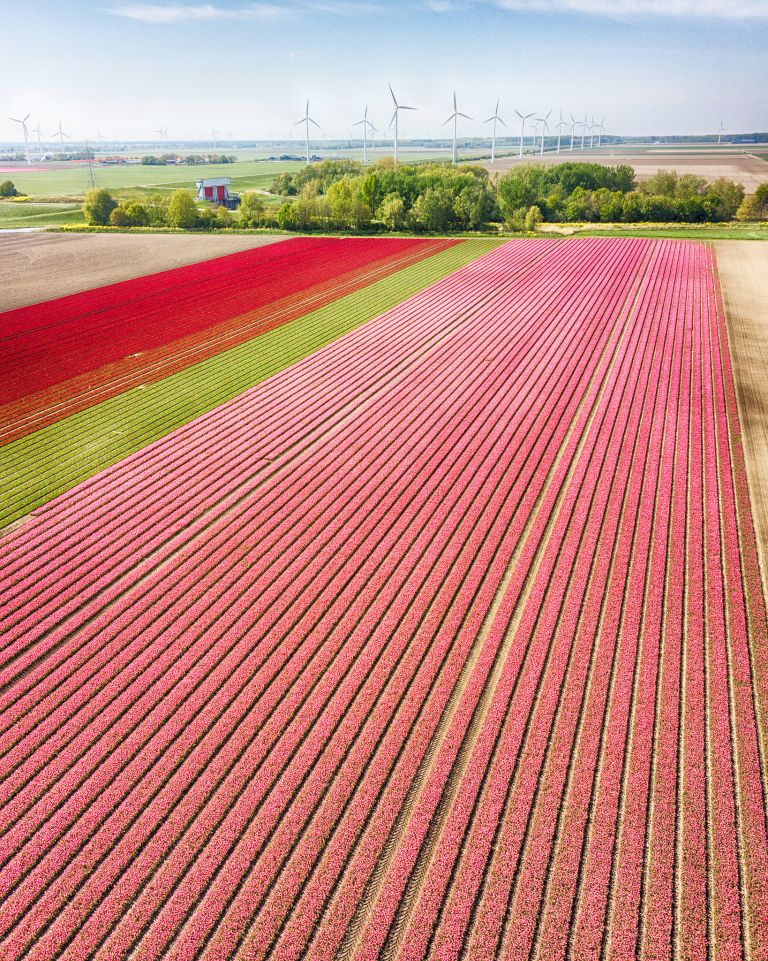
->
[0,238,500,528]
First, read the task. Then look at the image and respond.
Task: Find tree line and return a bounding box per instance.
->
[76,160,768,233]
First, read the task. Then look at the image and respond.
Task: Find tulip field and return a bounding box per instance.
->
[0,235,767,960]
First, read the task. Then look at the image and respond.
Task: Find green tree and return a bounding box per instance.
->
[167,190,199,228]
[0,180,18,197]
[410,187,457,232]
[377,193,407,230]
[239,192,266,227]
[83,188,118,226]
[524,205,543,232]
[109,207,131,227]
[704,178,744,221]
[736,183,768,221]
[326,176,371,229]
[122,201,150,226]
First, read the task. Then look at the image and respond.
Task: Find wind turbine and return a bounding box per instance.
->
[555,111,568,154]
[589,115,596,149]
[154,125,165,146]
[717,121,726,145]
[294,100,320,165]
[596,117,606,149]
[535,110,551,156]
[353,105,373,164]
[443,91,472,166]
[569,114,577,152]
[514,109,535,159]
[210,126,222,150]
[579,115,588,150]
[388,83,416,166]
[9,113,32,164]
[52,119,70,151]
[484,98,506,165]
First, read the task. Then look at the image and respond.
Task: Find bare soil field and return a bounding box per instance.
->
[483,147,768,191]
[0,232,285,310]
[717,239,768,598]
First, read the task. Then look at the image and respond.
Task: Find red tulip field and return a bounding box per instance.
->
[0,235,766,960]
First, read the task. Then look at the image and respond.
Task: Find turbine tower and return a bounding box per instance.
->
[514,109,535,159]
[9,113,32,165]
[32,122,45,156]
[443,91,472,166]
[596,116,606,148]
[353,105,373,164]
[555,111,568,154]
[294,100,320,165]
[579,115,588,150]
[535,110,551,156]
[717,121,726,145]
[569,114,577,152]
[388,83,416,166]
[589,115,596,149]
[210,126,222,151]
[484,98,506,165]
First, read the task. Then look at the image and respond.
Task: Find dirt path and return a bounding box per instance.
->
[716,240,768,600]
[0,232,285,311]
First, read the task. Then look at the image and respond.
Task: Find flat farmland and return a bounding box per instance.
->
[0,236,766,960]
[482,145,768,191]
[0,232,286,310]
[0,159,305,199]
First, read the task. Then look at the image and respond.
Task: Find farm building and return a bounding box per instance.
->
[195,176,240,210]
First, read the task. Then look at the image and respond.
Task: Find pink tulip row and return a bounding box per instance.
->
[0,234,640,960]
[0,237,568,957]
[0,238,766,961]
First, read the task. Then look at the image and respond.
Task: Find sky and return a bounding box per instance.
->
[1,0,767,143]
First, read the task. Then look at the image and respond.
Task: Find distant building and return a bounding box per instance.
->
[196,176,240,210]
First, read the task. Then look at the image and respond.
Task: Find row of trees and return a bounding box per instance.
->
[82,188,269,229]
[80,164,768,234]
[272,160,759,230]
[140,154,237,165]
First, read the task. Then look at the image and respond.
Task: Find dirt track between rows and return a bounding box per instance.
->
[717,240,768,600]
[0,232,285,311]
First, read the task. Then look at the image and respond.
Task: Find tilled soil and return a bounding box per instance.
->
[0,231,285,311]
[717,239,768,601]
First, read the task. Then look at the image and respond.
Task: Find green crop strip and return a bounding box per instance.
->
[0,239,501,529]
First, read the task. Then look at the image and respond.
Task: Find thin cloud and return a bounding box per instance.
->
[310,1,384,12]
[108,0,382,21]
[107,3,287,23]
[494,0,768,17]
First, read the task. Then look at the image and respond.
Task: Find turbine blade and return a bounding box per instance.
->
[458,112,472,120]
[388,82,398,107]
[514,109,523,119]
[309,118,321,128]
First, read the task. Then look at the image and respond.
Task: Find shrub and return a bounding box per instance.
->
[239,191,266,227]
[524,205,544,231]
[167,190,198,229]
[0,180,18,197]
[83,188,118,226]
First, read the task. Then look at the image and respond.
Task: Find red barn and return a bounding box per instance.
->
[195,177,240,209]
